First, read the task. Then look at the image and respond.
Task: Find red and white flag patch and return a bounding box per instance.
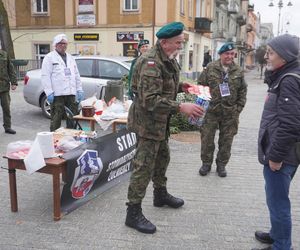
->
[147,61,155,67]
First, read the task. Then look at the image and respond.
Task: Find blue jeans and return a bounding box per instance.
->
[263,163,297,250]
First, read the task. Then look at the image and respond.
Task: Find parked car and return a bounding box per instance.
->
[23,56,132,118]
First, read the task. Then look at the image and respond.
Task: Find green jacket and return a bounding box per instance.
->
[198,59,247,117]
[127,57,137,99]
[127,43,183,141]
[0,50,17,93]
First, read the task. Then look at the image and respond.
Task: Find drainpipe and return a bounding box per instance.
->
[152,0,156,46]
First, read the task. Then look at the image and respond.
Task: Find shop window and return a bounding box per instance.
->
[32,0,48,14]
[35,44,50,67]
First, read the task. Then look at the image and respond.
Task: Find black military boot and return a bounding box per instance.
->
[153,187,184,208]
[199,164,211,176]
[125,203,156,234]
[216,165,227,177]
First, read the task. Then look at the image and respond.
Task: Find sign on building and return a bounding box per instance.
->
[117,31,144,42]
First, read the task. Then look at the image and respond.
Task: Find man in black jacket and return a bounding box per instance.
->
[252,34,300,250]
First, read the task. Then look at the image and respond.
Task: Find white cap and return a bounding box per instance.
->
[52,34,68,47]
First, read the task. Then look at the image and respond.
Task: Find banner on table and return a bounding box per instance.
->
[61,129,136,214]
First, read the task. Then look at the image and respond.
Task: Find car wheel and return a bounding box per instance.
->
[41,95,51,119]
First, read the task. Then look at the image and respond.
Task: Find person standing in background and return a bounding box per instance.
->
[127,39,150,100]
[42,34,83,131]
[198,42,247,177]
[202,50,212,69]
[125,22,204,234]
[0,45,18,134]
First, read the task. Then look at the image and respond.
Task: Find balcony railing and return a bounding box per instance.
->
[194,17,212,33]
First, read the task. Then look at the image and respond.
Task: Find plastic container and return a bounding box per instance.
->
[104,80,124,103]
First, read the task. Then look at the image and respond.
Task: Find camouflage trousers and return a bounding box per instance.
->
[200,112,239,167]
[127,138,170,204]
[0,91,11,130]
[50,95,78,132]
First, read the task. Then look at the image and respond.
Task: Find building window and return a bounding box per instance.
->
[124,0,138,11]
[32,0,48,14]
[188,0,193,18]
[180,0,185,15]
[35,44,50,67]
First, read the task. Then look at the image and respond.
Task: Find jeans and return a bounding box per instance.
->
[263,163,298,250]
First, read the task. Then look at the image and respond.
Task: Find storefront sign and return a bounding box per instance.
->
[78,0,94,13]
[74,33,99,41]
[117,31,144,42]
[123,43,138,57]
[77,14,96,26]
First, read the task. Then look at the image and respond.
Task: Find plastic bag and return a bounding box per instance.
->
[6,140,33,159]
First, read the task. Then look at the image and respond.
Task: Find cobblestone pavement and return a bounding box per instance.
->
[0,70,299,250]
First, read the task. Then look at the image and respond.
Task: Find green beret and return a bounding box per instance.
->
[138,39,149,48]
[218,42,236,54]
[156,22,184,39]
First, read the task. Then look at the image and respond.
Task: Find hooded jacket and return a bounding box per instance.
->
[258,60,300,165]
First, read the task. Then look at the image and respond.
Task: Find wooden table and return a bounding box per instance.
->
[73,114,96,131]
[73,114,127,132]
[4,156,67,221]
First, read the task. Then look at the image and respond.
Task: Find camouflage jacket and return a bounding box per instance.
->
[127,43,183,141]
[0,50,17,93]
[198,59,247,117]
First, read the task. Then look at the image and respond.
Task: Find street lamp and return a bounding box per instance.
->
[268,0,293,36]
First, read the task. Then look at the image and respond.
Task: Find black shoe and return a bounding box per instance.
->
[216,165,227,177]
[5,128,16,134]
[153,187,184,208]
[251,246,272,250]
[125,203,156,234]
[254,231,274,244]
[199,164,211,176]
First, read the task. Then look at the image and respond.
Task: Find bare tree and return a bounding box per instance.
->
[0,0,15,58]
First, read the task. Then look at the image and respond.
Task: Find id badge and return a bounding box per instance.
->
[64,68,71,76]
[219,82,231,97]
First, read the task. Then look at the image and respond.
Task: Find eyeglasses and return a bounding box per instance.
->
[57,42,68,45]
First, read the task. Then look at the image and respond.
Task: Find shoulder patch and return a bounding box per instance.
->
[147,61,155,67]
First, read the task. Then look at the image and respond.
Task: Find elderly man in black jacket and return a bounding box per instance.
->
[252,34,300,250]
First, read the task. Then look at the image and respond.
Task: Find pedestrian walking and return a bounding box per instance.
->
[127,39,150,99]
[0,46,18,134]
[202,50,212,69]
[125,22,204,234]
[198,42,247,177]
[252,34,300,250]
[41,34,83,131]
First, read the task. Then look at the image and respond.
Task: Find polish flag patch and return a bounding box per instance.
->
[147,61,155,67]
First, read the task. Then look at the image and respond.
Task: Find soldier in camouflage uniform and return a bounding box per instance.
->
[198,42,247,177]
[125,22,204,234]
[0,48,18,134]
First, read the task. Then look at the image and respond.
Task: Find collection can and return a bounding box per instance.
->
[188,96,210,127]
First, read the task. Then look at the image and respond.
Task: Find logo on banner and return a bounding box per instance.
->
[71,149,103,199]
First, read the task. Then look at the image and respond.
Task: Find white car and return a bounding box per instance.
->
[23,55,132,118]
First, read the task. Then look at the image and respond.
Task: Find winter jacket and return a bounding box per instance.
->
[258,60,300,165]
